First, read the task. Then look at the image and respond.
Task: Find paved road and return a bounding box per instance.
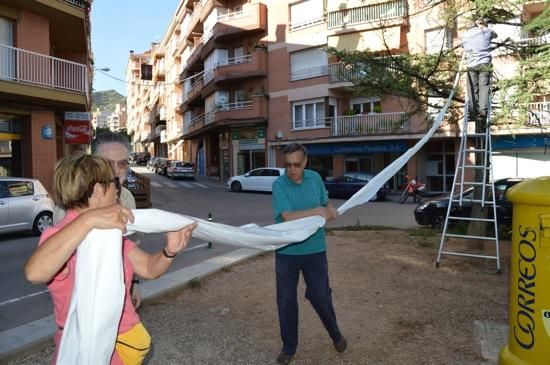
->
[0,167,419,333]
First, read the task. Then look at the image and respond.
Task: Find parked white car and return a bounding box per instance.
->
[0,177,54,235]
[166,161,195,179]
[226,167,286,193]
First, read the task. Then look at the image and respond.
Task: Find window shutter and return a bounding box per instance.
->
[0,17,14,46]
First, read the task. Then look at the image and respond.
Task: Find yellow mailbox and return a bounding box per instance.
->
[500,177,550,365]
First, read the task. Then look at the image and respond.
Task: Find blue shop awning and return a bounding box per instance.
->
[304,141,408,155]
[493,135,550,150]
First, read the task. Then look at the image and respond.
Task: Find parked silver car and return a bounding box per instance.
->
[0,178,54,235]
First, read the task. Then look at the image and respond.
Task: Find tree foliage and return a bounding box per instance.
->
[328,0,550,128]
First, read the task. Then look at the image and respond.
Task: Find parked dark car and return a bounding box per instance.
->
[414,178,527,228]
[323,172,389,201]
[135,152,150,165]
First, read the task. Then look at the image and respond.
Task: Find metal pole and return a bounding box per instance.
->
[207,213,213,249]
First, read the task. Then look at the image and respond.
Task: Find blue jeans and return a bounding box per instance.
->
[275,252,343,356]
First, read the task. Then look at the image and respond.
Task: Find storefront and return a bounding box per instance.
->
[231,126,266,176]
[0,117,22,177]
[492,135,550,179]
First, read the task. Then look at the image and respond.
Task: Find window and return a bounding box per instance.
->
[292,99,326,129]
[0,17,14,79]
[350,97,381,114]
[7,181,34,197]
[290,47,328,81]
[424,27,452,54]
[289,0,324,31]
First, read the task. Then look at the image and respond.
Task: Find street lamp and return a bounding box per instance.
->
[95,67,110,72]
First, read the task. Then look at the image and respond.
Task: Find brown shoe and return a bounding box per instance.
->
[276,352,293,365]
[334,336,347,353]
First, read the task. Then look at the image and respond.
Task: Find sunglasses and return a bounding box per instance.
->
[284,162,304,168]
[111,177,121,198]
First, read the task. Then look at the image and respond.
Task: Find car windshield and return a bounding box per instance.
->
[175,162,193,168]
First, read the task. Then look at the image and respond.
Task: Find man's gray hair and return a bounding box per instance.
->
[283,142,308,157]
[91,132,131,154]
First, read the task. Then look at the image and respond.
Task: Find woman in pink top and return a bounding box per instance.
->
[25,153,197,364]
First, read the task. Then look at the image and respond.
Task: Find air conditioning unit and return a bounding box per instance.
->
[276,131,283,139]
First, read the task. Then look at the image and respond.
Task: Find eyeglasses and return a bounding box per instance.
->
[107,159,130,171]
[111,177,121,197]
[284,162,304,168]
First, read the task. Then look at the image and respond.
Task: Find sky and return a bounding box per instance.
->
[90,0,180,96]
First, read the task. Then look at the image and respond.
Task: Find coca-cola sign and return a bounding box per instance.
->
[64,120,91,144]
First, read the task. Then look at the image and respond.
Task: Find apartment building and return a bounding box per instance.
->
[127,0,548,189]
[264,0,548,192]
[0,0,92,189]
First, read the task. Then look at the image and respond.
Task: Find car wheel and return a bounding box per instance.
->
[231,181,242,192]
[33,212,53,235]
[430,215,445,230]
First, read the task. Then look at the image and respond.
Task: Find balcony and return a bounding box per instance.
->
[213,3,267,42]
[528,102,550,126]
[0,44,87,94]
[329,113,410,137]
[185,97,267,137]
[202,50,267,95]
[186,75,204,104]
[155,124,166,137]
[159,106,167,121]
[160,129,168,143]
[289,16,325,32]
[327,0,407,30]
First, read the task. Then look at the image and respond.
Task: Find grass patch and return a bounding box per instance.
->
[407,228,438,238]
[188,277,202,289]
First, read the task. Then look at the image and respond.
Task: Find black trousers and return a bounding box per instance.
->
[466,64,492,116]
[275,252,343,356]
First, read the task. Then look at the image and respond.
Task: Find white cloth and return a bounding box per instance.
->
[56,229,124,365]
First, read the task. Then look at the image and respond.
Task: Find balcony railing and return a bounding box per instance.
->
[62,0,88,9]
[328,0,407,29]
[528,102,550,126]
[204,54,254,84]
[328,62,364,83]
[331,113,410,136]
[217,9,245,22]
[0,44,87,93]
[289,16,325,32]
[205,101,253,124]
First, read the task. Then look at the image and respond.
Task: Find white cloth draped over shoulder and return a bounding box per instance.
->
[56,57,465,365]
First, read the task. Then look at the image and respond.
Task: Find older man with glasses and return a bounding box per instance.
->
[53,132,144,308]
[271,142,346,365]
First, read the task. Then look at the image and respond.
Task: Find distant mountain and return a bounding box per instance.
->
[93,90,126,111]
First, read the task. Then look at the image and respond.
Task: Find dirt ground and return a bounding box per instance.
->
[10,227,510,365]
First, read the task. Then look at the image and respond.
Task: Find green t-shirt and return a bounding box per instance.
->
[272,169,328,255]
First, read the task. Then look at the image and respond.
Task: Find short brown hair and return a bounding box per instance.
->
[52,153,113,209]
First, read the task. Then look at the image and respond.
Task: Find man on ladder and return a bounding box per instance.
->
[436,18,501,271]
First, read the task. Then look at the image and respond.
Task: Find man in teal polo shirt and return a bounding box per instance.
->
[272,143,347,365]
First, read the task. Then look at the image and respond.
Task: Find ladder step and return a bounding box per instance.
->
[448,216,496,222]
[440,251,498,260]
[451,199,494,204]
[454,182,488,186]
[462,165,490,169]
[466,133,487,137]
[444,233,497,240]
[466,149,488,152]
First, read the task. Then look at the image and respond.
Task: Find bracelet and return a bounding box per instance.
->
[131,279,140,285]
[162,248,177,259]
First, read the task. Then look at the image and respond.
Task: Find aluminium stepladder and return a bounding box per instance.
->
[435,93,501,272]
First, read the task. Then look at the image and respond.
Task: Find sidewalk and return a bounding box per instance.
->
[4,229,510,364]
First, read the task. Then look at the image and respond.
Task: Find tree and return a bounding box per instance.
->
[327,0,549,247]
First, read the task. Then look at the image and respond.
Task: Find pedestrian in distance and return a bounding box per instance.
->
[53,131,145,309]
[271,143,347,365]
[461,17,498,122]
[24,153,197,365]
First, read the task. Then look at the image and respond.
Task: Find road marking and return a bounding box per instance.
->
[0,289,49,307]
[150,181,162,187]
[164,181,177,188]
[177,181,193,188]
[193,182,209,189]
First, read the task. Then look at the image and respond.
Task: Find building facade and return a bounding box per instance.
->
[0,0,92,189]
[127,0,549,190]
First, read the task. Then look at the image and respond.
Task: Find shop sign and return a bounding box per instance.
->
[64,119,91,144]
[232,126,264,141]
[41,125,53,140]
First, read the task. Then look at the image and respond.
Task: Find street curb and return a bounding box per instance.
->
[0,247,262,363]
